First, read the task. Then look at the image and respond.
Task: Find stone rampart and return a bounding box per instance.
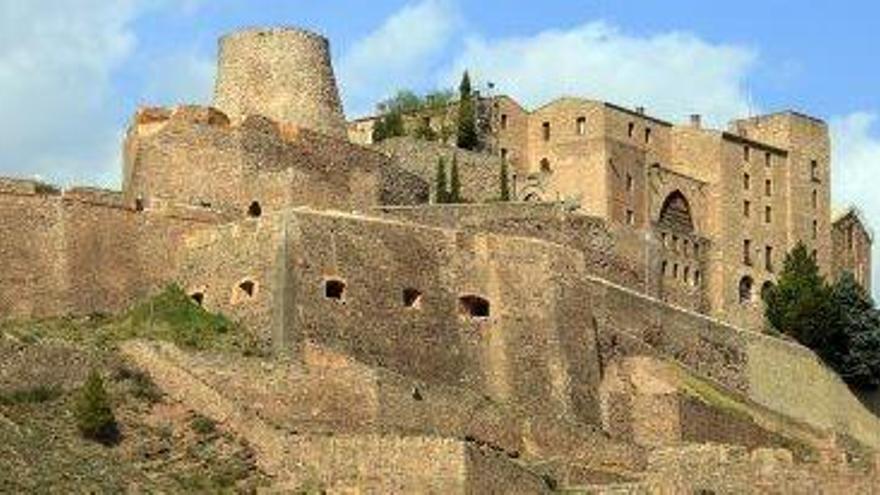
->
[0,187,220,319]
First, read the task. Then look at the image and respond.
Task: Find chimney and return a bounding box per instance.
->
[635,106,645,115]
[690,114,702,129]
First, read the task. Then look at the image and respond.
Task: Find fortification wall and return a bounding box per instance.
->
[0,184,220,320]
[213,27,347,139]
[589,275,880,449]
[374,203,646,292]
[372,137,507,204]
[179,208,604,427]
[124,106,422,216]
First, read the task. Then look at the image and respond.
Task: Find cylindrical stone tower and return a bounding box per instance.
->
[213,27,347,138]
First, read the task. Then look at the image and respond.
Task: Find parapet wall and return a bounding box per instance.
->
[0,185,221,319]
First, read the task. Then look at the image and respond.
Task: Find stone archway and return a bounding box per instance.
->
[658,190,694,233]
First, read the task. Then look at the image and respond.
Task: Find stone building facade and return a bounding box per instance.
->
[832,207,873,292]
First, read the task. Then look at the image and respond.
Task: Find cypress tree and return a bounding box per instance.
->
[450,154,462,203]
[435,156,448,204]
[456,71,479,150]
[499,158,511,201]
[74,369,119,445]
[764,242,839,352]
[830,272,880,389]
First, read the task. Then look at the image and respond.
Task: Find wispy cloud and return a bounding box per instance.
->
[337,0,461,117]
[442,21,757,126]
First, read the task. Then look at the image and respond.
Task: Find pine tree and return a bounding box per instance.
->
[456,71,479,150]
[449,154,462,203]
[831,272,880,389]
[499,158,511,201]
[74,369,119,445]
[764,242,839,353]
[435,156,448,204]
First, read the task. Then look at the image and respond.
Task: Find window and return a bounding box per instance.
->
[248,201,262,218]
[811,160,819,181]
[500,114,508,130]
[324,279,346,301]
[761,281,775,302]
[190,292,205,306]
[743,239,752,265]
[626,209,635,225]
[576,116,586,135]
[812,190,818,209]
[694,270,702,287]
[542,122,551,141]
[673,263,679,279]
[661,260,668,277]
[744,146,751,162]
[683,266,691,283]
[848,225,854,251]
[765,152,772,167]
[743,200,751,218]
[135,197,145,212]
[238,280,256,298]
[500,148,508,160]
[661,232,668,247]
[459,295,490,318]
[628,122,635,138]
[672,235,679,252]
[765,206,772,224]
[765,246,773,272]
[765,179,772,197]
[402,288,422,309]
[693,243,700,258]
[743,173,751,190]
[626,174,634,192]
[644,127,652,144]
[683,239,690,256]
[739,276,754,304]
[812,219,818,239]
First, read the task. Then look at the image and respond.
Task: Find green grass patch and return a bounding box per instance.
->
[0,385,62,406]
[0,284,265,356]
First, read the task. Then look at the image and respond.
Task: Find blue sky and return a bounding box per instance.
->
[1,0,879,290]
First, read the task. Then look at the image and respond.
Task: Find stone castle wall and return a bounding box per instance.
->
[178,208,605,428]
[0,180,221,319]
[214,27,347,138]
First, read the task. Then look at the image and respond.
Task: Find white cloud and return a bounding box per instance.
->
[443,21,757,127]
[338,0,461,117]
[0,0,140,187]
[831,112,880,296]
[141,49,215,107]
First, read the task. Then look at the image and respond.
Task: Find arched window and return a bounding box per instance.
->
[248,201,262,218]
[658,191,694,233]
[738,276,754,304]
[523,193,541,203]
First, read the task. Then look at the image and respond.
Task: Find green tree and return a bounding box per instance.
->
[74,369,119,445]
[435,156,448,204]
[372,110,404,142]
[499,158,511,201]
[449,154,462,203]
[830,272,880,389]
[764,242,840,354]
[456,71,479,150]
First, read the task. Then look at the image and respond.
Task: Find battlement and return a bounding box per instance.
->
[0,177,61,197]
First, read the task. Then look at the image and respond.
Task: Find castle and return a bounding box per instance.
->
[2,26,880,492]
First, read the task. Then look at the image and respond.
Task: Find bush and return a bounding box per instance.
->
[73,369,119,445]
[190,414,217,436]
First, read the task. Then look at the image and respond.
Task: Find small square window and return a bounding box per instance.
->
[500,114,508,130]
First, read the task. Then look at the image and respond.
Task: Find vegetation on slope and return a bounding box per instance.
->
[0,285,269,492]
[765,242,880,390]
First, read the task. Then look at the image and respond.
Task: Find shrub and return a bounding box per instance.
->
[0,385,61,406]
[190,414,217,436]
[73,369,119,445]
